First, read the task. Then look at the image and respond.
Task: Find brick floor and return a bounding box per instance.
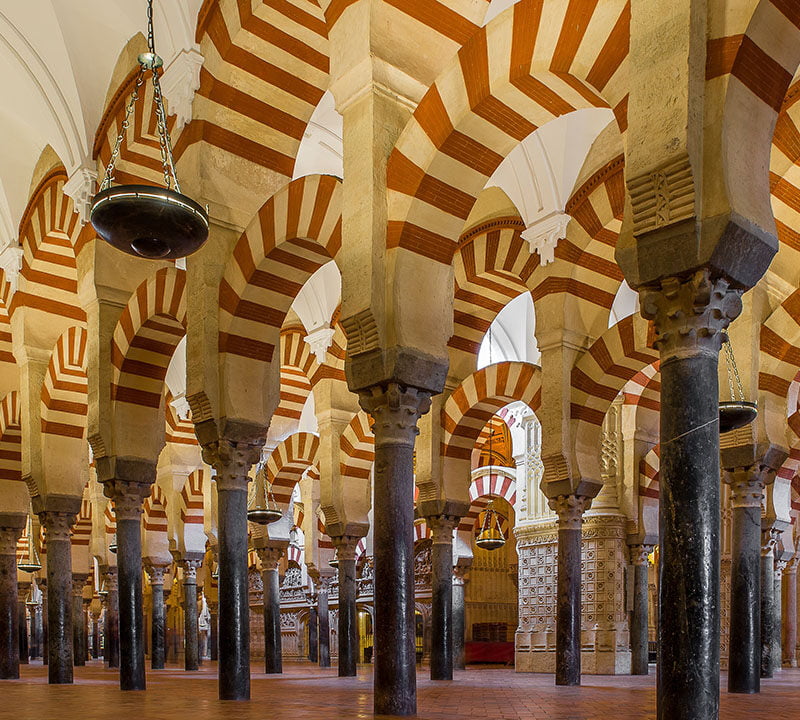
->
[0,662,795,720]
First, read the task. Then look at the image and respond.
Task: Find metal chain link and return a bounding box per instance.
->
[101,69,145,191]
[723,338,745,402]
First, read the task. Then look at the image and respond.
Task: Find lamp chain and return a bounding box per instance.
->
[723,338,745,402]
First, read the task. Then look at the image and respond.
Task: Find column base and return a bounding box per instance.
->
[515,632,632,675]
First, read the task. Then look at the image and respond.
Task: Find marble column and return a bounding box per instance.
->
[307,595,318,663]
[640,272,740,720]
[725,469,765,693]
[549,494,591,686]
[0,519,25,679]
[82,599,91,662]
[18,583,30,666]
[358,384,431,716]
[104,569,120,668]
[256,544,284,674]
[427,516,458,681]
[91,607,101,659]
[40,510,77,684]
[332,535,360,677]
[201,438,263,700]
[208,601,218,662]
[452,565,469,671]
[105,482,150,690]
[146,565,167,669]
[71,575,88,667]
[760,531,779,679]
[181,558,202,671]
[782,558,798,667]
[317,573,333,668]
[41,582,48,665]
[629,544,653,676]
[773,560,786,674]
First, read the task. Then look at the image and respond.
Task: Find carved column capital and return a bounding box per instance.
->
[0,524,23,555]
[145,564,168,586]
[330,534,361,562]
[104,568,118,593]
[452,564,470,586]
[103,480,152,520]
[639,269,742,360]
[181,559,203,583]
[72,574,89,597]
[548,494,592,530]
[358,383,432,447]
[202,438,264,492]
[256,545,284,572]
[785,555,800,575]
[762,528,782,556]
[316,573,334,594]
[775,558,789,576]
[629,544,654,566]
[426,515,460,545]
[39,510,77,542]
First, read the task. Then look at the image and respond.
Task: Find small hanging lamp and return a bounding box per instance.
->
[719,335,757,433]
[329,551,339,569]
[89,0,208,259]
[247,470,282,525]
[475,501,506,551]
[17,514,42,573]
[211,562,219,581]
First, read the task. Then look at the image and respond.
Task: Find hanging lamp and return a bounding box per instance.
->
[17,514,42,573]
[247,470,282,525]
[89,0,208,260]
[108,533,118,554]
[329,551,339,569]
[719,335,757,433]
[475,500,506,551]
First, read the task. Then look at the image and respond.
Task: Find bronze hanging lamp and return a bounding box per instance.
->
[90,0,208,259]
[475,500,506,551]
[719,335,757,433]
[108,533,118,554]
[17,513,42,573]
[329,551,339,569]
[247,469,282,526]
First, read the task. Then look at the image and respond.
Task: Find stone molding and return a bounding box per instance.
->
[72,574,89,596]
[256,545,284,572]
[425,514,460,545]
[0,523,23,555]
[182,559,203,583]
[762,528,782,556]
[202,438,264,492]
[548,494,592,530]
[40,510,76,542]
[330,534,361,562]
[726,470,766,509]
[358,382,431,447]
[146,564,168,586]
[629,544,654,566]
[639,269,742,360]
[104,480,152,519]
[628,155,694,235]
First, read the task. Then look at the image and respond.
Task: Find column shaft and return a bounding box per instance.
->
[783,567,798,667]
[183,570,200,671]
[42,513,75,684]
[104,577,120,668]
[772,568,783,674]
[428,517,457,681]
[72,576,87,667]
[318,584,330,667]
[629,546,652,676]
[263,567,282,674]
[333,536,360,678]
[0,535,21,678]
[116,513,145,689]
[18,591,29,666]
[452,571,466,671]
[308,604,318,662]
[209,605,218,662]
[148,570,166,670]
[761,549,774,678]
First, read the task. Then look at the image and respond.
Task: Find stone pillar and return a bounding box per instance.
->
[549,494,591,686]
[18,583,30,666]
[317,573,333,668]
[41,581,48,665]
[426,515,458,681]
[332,535,360,677]
[640,271,741,720]
[104,482,150,690]
[782,558,798,667]
[201,438,263,700]
[256,544,284,674]
[452,564,469,671]
[0,519,25,679]
[146,565,167,669]
[71,575,88,667]
[208,600,218,662]
[82,599,91,662]
[724,468,765,693]
[629,544,653,676]
[760,531,779,679]
[40,510,77,684]
[181,558,202,671]
[90,606,101,660]
[358,384,431,716]
[773,559,786,674]
[307,595,318,663]
[104,569,120,668]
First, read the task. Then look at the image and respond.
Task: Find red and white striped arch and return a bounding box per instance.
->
[277,327,316,422]
[317,517,333,550]
[287,544,303,565]
[639,445,660,500]
[458,470,517,533]
[0,392,21,482]
[413,519,431,544]
[386,0,629,265]
[40,326,88,440]
[165,393,198,446]
[340,411,374,484]
[622,361,660,436]
[0,269,15,370]
[180,469,205,527]
[266,431,320,509]
[144,484,169,534]
[71,499,92,549]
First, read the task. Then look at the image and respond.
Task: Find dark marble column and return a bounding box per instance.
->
[181,558,202,671]
[41,582,48,665]
[725,469,765,693]
[452,565,468,671]
[71,575,88,667]
[208,601,218,662]
[358,384,431,716]
[201,438,263,700]
[105,482,150,690]
[82,599,91,662]
[307,596,318,662]
[332,536,360,677]
[427,516,458,681]
[256,545,284,674]
[18,583,30,665]
[104,569,120,668]
[773,560,785,674]
[91,607,100,659]
[629,544,653,676]
[549,494,590,686]
[0,519,25,679]
[639,272,741,720]
[782,559,798,667]
[146,565,167,670]
[760,533,778,679]
[40,510,77,684]
[317,573,333,668]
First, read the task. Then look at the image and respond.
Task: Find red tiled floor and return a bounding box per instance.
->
[0,662,795,720]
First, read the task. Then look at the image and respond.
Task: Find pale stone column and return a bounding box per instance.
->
[71,574,88,667]
[783,557,798,667]
[0,519,25,678]
[548,494,591,686]
[629,544,654,676]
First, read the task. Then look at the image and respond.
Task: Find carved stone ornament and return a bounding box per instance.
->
[426,515,459,545]
[629,544,654,567]
[725,467,766,510]
[359,382,432,447]
[639,269,742,361]
[548,494,592,530]
[146,565,167,586]
[105,480,152,520]
[202,438,264,492]
[256,546,284,572]
[40,511,76,542]
[0,525,23,555]
[72,574,89,596]
[628,155,694,235]
[331,535,360,562]
[182,559,203,582]
[414,543,432,589]
[761,528,782,556]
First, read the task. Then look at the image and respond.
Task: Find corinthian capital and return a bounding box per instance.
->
[40,511,77,542]
[103,480,152,520]
[256,545,284,572]
[358,383,432,447]
[725,466,766,509]
[639,269,742,360]
[202,438,264,492]
[0,523,23,555]
[548,494,592,530]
